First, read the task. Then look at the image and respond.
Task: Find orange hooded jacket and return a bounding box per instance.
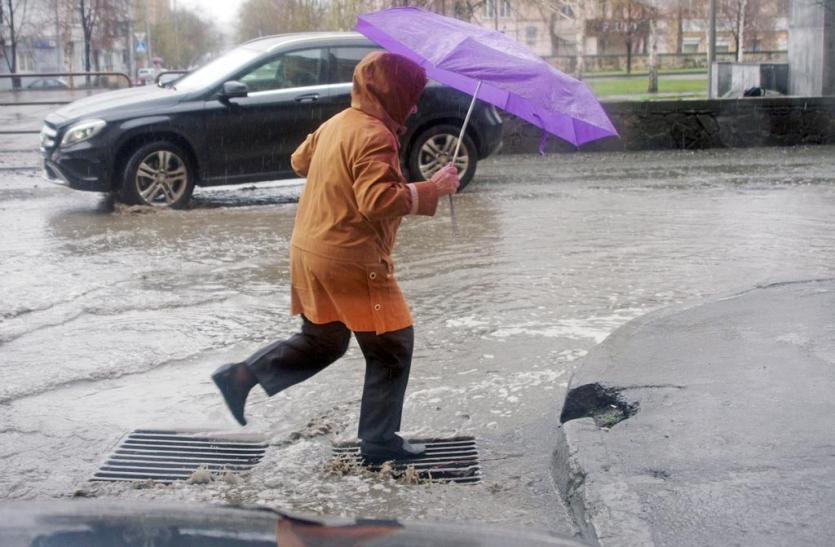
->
[288,52,439,334]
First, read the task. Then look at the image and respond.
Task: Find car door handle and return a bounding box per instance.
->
[295,93,319,103]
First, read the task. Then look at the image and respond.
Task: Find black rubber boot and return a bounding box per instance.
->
[360,435,426,464]
[211,362,256,426]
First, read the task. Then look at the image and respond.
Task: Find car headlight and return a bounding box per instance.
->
[60,119,106,147]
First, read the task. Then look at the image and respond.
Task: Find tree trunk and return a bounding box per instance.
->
[648,15,658,92]
[7,0,21,89]
[575,3,586,79]
[548,11,559,56]
[83,32,92,88]
[80,0,92,87]
[626,39,632,75]
[84,39,91,71]
[737,0,747,62]
[676,4,683,53]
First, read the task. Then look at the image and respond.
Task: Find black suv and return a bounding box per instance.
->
[41,32,503,208]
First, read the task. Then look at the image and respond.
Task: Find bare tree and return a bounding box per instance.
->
[237,0,326,40]
[720,0,790,60]
[0,0,29,88]
[152,6,222,68]
[322,0,376,30]
[664,0,704,53]
[523,1,574,57]
[647,0,659,92]
[719,0,749,60]
[56,0,76,76]
[79,0,97,74]
[521,1,595,78]
[606,0,653,75]
[78,0,126,78]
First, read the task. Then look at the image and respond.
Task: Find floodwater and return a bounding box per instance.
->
[2,147,835,536]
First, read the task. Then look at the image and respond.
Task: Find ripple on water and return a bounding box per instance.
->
[3,147,835,519]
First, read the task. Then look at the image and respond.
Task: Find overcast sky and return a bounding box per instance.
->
[178,0,246,37]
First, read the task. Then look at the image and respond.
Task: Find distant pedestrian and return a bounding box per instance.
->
[211,51,459,463]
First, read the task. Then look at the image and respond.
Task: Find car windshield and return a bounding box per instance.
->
[173,46,263,93]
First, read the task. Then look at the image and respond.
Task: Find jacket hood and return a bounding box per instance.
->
[351,51,427,135]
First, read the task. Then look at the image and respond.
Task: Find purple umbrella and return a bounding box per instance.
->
[356,7,617,231]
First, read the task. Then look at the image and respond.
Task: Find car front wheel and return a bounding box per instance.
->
[119,141,195,208]
[407,124,477,191]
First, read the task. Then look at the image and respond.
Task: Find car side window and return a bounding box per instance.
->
[240,49,324,92]
[328,47,380,84]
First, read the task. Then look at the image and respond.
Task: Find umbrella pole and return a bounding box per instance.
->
[448,80,483,236]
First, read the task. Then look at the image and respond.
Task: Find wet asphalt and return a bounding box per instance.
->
[1,145,835,538]
[560,279,835,546]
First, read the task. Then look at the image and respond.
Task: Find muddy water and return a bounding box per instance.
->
[2,147,835,535]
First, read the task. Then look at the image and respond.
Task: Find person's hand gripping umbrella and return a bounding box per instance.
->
[356,7,618,233]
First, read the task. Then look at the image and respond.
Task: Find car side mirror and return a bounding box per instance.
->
[221,81,248,100]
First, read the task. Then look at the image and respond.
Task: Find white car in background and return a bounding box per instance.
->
[136,68,156,86]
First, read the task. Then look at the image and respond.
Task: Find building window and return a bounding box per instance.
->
[682,38,700,53]
[526,26,538,46]
[483,0,511,19]
[777,35,788,50]
[17,52,35,72]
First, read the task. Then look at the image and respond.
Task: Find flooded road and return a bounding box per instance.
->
[2,146,835,536]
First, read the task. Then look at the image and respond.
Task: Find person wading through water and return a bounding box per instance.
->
[211,51,460,463]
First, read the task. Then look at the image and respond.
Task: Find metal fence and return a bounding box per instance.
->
[0,72,133,136]
[548,50,789,75]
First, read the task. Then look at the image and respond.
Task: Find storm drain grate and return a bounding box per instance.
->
[331,436,482,484]
[91,429,267,483]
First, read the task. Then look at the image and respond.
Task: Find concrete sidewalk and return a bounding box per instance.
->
[554,279,835,546]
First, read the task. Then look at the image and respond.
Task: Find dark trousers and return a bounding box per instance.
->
[245,316,414,442]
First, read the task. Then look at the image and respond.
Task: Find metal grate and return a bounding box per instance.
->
[92,429,267,483]
[331,436,481,484]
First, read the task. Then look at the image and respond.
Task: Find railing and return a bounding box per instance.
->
[546,50,789,75]
[0,71,132,135]
[155,70,189,85]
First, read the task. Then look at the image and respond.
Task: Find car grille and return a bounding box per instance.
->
[40,123,58,153]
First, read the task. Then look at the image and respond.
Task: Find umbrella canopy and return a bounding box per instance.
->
[355,7,618,149]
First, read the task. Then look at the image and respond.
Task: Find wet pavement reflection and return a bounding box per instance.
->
[1,146,834,536]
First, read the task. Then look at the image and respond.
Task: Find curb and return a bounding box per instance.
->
[553,419,654,547]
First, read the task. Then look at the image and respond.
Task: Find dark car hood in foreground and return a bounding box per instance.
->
[46,85,185,127]
[0,500,588,547]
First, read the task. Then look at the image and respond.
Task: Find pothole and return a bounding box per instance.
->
[560,383,639,428]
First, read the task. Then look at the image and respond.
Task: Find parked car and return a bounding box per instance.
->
[135,68,156,86]
[41,32,503,208]
[28,78,69,90]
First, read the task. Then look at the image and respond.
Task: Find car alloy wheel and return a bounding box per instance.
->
[408,124,477,191]
[120,140,195,209]
[135,150,189,206]
[418,133,469,180]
